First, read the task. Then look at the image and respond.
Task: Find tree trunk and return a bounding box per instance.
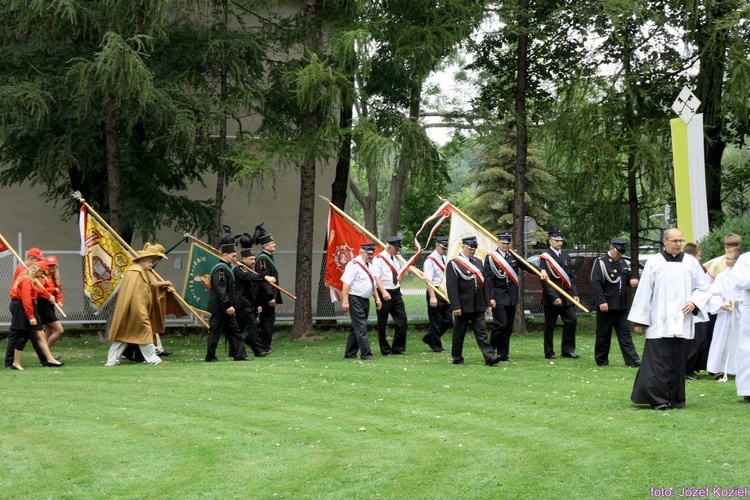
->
[211,1,230,246]
[382,80,421,239]
[291,0,321,337]
[695,4,731,228]
[104,98,122,236]
[512,0,529,335]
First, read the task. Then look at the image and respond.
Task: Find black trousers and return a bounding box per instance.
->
[490,303,516,358]
[376,288,408,354]
[685,321,709,374]
[4,328,47,366]
[594,308,640,365]
[424,293,452,351]
[236,308,264,356]
[206,312,248,361]
[543,303,577,357]
[258,305,276,350]
[344,295,373,358]
[631,337,687,408]
[451,312,495,364]
[6,300,46,366]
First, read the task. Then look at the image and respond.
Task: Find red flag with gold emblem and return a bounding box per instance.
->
[0,233,11,259]
[324,207,381,302]
[79,205,133,311]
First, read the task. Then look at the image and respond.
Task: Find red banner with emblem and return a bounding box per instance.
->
[0,233,11,259]
[324,207,381,302]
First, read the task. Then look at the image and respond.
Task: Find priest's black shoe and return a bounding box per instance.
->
[158,350,174,357]
[562,352,580,359]
[361,355,375,360]
[205,358,219,362]
[627,360,641,367]
[233,357,253,361]
[545,354,558,360]
[651,403,668,411]
[498,357,514,362]
[453,360,466,365]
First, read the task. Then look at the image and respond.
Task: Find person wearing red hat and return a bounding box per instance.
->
[5,248,60,367]
[5,264,64,370]
[39,255,66,348]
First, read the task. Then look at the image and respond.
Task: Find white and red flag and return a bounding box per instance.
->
[398,201,452,280]
[324,207,381,301]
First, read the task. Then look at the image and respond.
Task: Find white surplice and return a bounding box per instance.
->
[627,252,711,340]
[730,252,750,396]
[705,267,743,375]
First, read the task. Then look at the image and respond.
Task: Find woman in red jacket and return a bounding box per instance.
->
[6,265,64,370]
[39,255,65,348]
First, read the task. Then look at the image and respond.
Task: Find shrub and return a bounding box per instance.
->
[697,214,750,260]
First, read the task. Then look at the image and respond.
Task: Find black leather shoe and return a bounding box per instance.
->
[234,357,253,361]
[597,362,609,367]
[545,355,558,360]
[628,360,641,367]
[205,358,219,362]
[498,357,514,362]
[486,356,501,366]
[743,396,750,403]
[686,371,698,380]
[453,360,466,365]
[393,351,408,355]
[43,361,65,367]
[562,352,581,359]
[158,350,174,357]
[256,351,271,357]
[344,355,357,359]
[651,403,668,411]
[434,347,446,353]
[361,355,375,360]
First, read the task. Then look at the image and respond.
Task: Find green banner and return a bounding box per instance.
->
[181,242,221,314]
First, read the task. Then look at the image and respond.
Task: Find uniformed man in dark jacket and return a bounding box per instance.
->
[484,232,536,361]
[205,242,250,362]
[446,236,501,366]
[539,229,580,359]
[233,247,272,358]
[591,238,641,367]
[255,231,282,352]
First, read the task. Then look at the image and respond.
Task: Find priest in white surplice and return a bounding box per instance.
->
[730,251,750,403]
[628,228,711,410]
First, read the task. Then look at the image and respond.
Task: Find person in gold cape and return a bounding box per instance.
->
[105,243,176,366]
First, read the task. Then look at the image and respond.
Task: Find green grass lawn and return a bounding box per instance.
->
[2,318,748,499]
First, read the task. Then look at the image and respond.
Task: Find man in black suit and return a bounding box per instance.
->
[591,238,641,367]
[205,242,251,362]
[234,247,273,358]
[255,231,282,353]
[446,236,501,366]
[484,232,534,361]
[539,229,580,360]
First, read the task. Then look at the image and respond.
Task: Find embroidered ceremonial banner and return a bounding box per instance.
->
[324,207,381,301]
[79,205,133,311]
[181,241,221,314]
[0,233,11,259]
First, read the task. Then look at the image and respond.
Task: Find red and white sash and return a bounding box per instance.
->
[540,252,573,290]
[489,251,519,285]
[354,259,375,287]
[452,254,484,286]
[377,253,401,285]
[427,255,445,273]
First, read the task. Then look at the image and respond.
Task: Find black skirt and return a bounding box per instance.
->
[37,299,59,324]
